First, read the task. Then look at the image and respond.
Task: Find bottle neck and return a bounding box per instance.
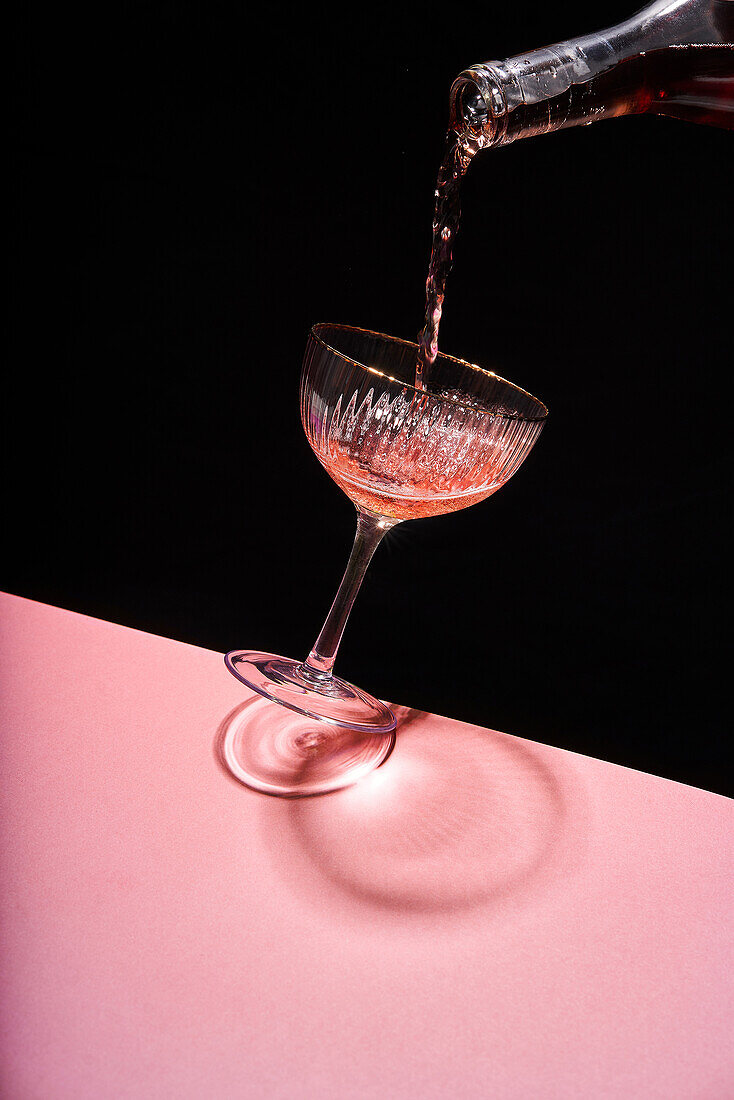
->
[451,0,732,147]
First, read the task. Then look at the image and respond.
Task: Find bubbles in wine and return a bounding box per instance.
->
[314,382,543,521]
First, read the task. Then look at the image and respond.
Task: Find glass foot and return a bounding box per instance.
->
[221,695,396,797]
[224,650,396,732]
[222,651,396,796]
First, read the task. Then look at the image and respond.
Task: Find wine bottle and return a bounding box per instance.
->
[451,0,733,147]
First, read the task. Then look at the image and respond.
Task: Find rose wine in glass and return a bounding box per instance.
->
[223,325,546,797]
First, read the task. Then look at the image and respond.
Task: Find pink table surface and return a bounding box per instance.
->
[1,591,732,1099]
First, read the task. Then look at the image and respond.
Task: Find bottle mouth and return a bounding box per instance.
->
[450,65,507,149]
[454,80,490,128]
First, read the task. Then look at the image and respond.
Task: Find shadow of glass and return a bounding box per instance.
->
[217,702,586,920]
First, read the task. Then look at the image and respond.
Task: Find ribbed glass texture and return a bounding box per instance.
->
[301,324,547,521]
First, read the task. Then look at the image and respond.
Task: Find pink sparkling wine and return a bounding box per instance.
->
[310,383,544,521]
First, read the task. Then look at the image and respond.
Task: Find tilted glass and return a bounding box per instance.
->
[222,325,547,797]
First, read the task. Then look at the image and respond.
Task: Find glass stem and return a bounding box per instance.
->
[300,509,396,682]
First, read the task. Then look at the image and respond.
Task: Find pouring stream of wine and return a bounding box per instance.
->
[415,91,488,390]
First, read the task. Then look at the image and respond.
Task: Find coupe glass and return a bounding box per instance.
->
[223,324,547,796]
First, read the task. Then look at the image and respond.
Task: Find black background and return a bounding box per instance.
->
[8,3,732,796]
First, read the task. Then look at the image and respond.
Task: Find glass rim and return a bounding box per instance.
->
[310,322,548,422]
